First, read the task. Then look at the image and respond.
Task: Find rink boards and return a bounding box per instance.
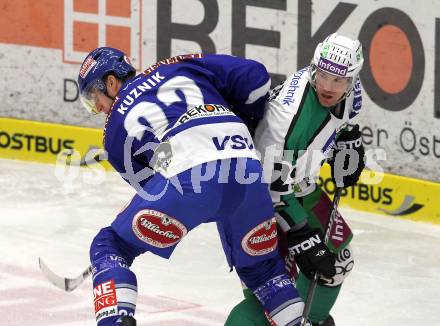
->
[1,117,439,224]
[0,117,112,170]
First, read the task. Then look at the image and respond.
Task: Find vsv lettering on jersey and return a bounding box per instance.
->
[212,135,254,151]
[116,72,166,115]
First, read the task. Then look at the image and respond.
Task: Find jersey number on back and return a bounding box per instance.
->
[124,76,204,140]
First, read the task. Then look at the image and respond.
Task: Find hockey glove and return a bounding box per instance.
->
[329,124,365,188]
[287,224,336,279]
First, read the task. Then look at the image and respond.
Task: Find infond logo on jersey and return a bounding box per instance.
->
[318,58,347,77]
[212,135,254,150]
[241,218,278,256]
[132,209,187,248]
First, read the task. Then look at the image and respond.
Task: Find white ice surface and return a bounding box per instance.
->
[1,159,439,326]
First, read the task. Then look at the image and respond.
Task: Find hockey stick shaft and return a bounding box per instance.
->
[39,257,92,292]
[300,187,342,326]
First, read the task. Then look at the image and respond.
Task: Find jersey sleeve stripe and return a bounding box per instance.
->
[245,79,271,104]
[321,130,336,153]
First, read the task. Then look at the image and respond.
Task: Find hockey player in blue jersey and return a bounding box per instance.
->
[78,47,311,326]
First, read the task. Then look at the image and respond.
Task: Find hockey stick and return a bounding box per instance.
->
[300,187,343,326]
[38,257,92,292]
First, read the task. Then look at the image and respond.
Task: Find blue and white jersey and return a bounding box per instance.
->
[103,54,271,185]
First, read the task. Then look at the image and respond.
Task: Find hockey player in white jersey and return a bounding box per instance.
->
[226,33,365,326]
[78,47,315,326]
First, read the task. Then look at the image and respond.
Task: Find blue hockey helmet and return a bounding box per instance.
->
[78,47,136,114]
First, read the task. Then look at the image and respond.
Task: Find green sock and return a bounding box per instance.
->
[224,290,270,326]
[296,273,341,323]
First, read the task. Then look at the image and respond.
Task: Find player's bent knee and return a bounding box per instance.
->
[236,257,286,290]
[321,245,354,287]
[90,227,144,265]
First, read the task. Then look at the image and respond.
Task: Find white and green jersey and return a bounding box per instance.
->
[254,66,362,225]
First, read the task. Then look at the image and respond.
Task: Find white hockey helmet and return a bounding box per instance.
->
[309,33,363,89]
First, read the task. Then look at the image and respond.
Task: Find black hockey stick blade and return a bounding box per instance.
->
[38,257,92,292]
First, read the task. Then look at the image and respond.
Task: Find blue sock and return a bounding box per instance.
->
[90,227,143,325]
